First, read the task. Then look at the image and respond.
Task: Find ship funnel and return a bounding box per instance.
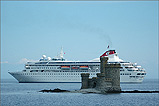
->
[100,50,116,58]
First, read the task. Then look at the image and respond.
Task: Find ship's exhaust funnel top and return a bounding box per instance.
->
[100,50,116,58]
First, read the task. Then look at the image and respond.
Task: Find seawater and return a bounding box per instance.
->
[1,79,159,106]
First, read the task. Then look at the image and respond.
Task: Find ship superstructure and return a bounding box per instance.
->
[9,48,146,83]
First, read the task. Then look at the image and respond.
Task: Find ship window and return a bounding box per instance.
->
[130,76,135,78]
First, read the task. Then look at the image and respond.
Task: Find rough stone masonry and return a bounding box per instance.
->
[81,56,121,93]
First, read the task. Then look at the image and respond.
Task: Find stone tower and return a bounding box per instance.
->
[100,56,108,74]
[81,56,121,93]
[81,73,90,89]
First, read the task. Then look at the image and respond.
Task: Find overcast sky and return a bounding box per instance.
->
[1,1,158,79]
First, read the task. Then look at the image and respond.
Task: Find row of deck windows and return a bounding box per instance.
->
[137,73,146,75]
[29,75,81,77]
[130,76,144,78]
[29,70,98,72]
[28,64,99,66]
[120,73,131,75]
[14,73,96,76]
[27,67,59,69]
[30,79,80,81]
[28,67,99,71]
[26,66,99,69]
[16,73,145,76]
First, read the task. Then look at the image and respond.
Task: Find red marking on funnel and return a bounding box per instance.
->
[100,50,116,58]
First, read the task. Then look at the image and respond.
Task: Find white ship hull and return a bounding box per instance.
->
[9,71,144,83]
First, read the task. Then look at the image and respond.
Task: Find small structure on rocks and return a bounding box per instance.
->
[81,56,121,93]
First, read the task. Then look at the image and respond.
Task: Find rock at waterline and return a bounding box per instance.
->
[39,88,159,93]
[39,88,69,93]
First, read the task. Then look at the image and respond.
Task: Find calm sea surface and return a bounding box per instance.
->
[1,79,159,106]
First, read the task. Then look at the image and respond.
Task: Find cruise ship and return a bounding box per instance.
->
[9,48,146,83]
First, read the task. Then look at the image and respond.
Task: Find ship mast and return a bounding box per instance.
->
[60,47,64,59]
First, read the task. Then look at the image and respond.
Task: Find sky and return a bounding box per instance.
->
[1,1,158,80]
